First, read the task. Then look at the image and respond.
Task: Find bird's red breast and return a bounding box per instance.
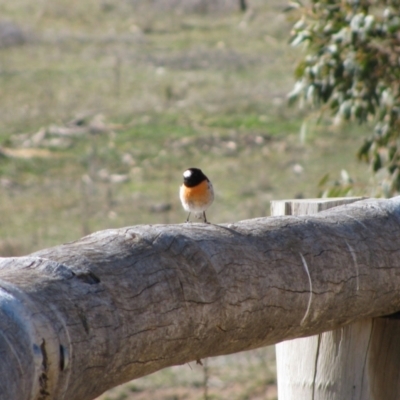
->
[181,179,212,207]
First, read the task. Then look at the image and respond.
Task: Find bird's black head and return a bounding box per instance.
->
[182,168,208,187]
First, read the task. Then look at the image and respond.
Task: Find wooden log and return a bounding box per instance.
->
[272,197,400,400]
[2,197,400,400]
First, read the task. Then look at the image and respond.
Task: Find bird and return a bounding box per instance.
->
[180,168,214,223]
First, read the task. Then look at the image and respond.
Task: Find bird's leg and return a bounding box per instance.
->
[203,211,209,224]
[186,212,191,223]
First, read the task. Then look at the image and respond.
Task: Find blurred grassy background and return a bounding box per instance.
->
[0,0,372,398]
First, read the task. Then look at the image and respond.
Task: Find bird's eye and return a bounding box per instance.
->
[183,170,192,178]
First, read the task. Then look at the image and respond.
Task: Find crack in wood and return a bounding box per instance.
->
[38,339,50,400]
[299,253,313,325]
[311,333,322,400]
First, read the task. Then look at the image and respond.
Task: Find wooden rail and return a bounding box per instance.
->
[1,197,400,400]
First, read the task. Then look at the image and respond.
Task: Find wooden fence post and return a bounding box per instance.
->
[271,197,400,400]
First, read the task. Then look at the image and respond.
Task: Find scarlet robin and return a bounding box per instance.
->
[180,168,214,223]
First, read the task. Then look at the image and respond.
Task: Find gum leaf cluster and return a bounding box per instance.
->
[288,0,400,195]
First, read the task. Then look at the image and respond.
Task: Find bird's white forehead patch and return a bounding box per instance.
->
[183,170,192,178]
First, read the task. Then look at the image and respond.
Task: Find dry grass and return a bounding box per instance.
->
[97,348,277,400]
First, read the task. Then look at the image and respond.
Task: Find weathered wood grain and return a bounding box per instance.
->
[274,197,400,400]
[1,197,400,400]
